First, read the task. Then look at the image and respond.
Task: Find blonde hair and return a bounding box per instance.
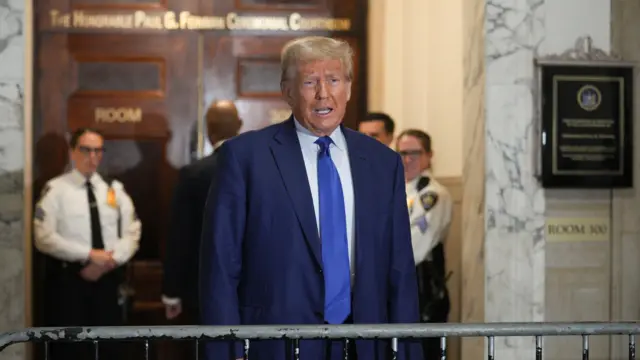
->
[280,36,354,83]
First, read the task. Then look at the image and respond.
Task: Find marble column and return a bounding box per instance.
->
[484,0,611,358]
[0,0,27,359]
[484,1,545,358]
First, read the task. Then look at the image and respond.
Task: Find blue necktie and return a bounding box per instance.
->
[315,136,351,324]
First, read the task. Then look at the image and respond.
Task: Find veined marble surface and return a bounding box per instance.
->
[0,0,26,359]
[484,0,546,358]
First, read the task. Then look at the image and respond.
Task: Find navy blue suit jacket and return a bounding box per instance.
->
[200,118,422,360]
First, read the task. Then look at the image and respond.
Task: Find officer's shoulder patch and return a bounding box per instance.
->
[34,206,46,221]
[420,191,438,211]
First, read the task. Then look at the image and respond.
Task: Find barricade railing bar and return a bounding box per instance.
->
[1,322,639,359]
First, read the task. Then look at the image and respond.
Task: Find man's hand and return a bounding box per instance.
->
[165,302,182,320]
[89,249,116,268]
[80,263,108,282]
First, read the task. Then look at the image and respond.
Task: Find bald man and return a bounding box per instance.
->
[162,101,242,322]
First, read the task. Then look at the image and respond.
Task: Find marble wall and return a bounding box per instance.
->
[0,0,26,358]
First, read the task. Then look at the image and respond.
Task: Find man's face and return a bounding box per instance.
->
[358,120,393,146]
[282,59,351,136]
[396,135,432,182]
[70,131,104,177]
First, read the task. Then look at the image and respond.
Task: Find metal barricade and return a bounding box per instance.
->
[1,322,639,359]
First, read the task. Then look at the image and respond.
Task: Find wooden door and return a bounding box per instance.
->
[33,0,367,358]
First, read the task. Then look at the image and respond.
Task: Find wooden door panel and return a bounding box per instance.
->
[65,33,198,151]
[203,35,361,132]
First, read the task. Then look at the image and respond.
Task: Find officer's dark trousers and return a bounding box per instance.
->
[421,313,449,360]
[45,261,123,360]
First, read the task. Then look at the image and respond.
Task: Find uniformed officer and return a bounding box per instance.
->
[396,129,452,360]
[33,127,141,360]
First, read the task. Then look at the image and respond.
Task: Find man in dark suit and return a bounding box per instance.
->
[200,36,422,360]
[162,101,242,322]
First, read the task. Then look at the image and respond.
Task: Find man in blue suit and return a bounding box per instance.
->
[200,36,422,360]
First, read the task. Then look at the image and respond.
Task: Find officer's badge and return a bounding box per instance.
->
[407,198,414,209]
[420,192,438,211]
[106,187,117,208]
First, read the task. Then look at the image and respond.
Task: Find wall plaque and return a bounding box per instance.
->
[536,37,634,188]
[545,217,610,242]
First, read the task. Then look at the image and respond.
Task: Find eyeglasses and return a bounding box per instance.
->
[398,149,423,159]
[77,146,105,155]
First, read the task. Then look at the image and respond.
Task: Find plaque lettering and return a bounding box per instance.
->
[134,10,163,30]
[95,107,142,123]
[49,10,71,28]
[545,217,610,242]
[47,10,352,31]
[288,12,351,31]
[227,12,288,31]
[73,10,134,29]
[179,11,225,30]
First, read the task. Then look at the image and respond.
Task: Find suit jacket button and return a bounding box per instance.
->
[318,268,323,273]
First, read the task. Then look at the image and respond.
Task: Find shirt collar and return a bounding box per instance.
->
[293,116,346,152]
[70,168,100,187]
[213,139,226,150]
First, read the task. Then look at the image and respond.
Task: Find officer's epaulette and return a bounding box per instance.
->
[40,183,52,197]
[416,176,430,192]
[102,176,115,187]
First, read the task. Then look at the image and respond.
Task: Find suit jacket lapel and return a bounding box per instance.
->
[342,127,370,280]
[270,118,323,269]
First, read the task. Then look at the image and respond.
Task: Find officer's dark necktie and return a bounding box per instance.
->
[85,180,105,249]
[315,136,351,324]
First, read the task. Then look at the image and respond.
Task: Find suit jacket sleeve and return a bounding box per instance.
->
[162,167,195,300]
[200,144,246,359]
[388,154,423,359]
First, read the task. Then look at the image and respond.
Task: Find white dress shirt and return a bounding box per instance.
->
[33,169,141,265]
[294,119,356,280]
